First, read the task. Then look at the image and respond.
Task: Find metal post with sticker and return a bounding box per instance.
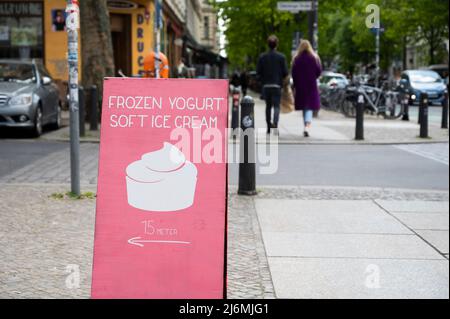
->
[66,0,80,195]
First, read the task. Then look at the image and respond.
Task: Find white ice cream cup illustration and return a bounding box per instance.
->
[126,143,198,212]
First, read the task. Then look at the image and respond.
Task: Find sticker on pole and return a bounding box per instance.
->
[91,78,229,299]
[66,0,80,30]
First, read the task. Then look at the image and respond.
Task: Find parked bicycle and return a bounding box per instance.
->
[342,81,406,119]
[320,86,347,112]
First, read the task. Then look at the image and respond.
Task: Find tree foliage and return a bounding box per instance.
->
[213,0,304,69]
[213,0,449,72]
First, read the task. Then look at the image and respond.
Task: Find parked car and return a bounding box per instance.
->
[426,64,449,83]
[317,72,349,110]
[400,70,448,106]
[0,59,61,137]
[319,72,349,92]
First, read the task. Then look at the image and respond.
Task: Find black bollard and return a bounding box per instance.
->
[89,85,98,131]
[79,86,85,137]
[420,93,429,138]
[231,87,240,138]
[355,93,365,140]
[238,96,257,196]
[402,91,410,121]
[399,80,410,121]
[442,90,448,130]
[418,94,423,125]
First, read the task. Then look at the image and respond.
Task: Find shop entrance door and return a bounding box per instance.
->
[110,14,132,76]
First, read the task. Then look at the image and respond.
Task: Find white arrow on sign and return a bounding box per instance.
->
[128,237,191,247]
[277,1,313,13]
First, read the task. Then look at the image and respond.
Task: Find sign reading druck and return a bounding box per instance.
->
[277,1,313,13]
[91,78,229,299]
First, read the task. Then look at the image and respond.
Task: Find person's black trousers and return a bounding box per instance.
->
[264,87,282,128]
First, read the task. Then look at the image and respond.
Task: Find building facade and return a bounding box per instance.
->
[200,0,219,54]
[0,0,224,80]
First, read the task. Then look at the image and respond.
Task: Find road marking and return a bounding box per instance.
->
[394,143,449,166]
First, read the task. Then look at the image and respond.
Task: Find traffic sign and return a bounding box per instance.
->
[370,26,386,35]
[277,1,313,13]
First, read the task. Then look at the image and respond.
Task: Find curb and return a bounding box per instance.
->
[40,136,449,146]
[40,137,101,144]
[3,183,448,195]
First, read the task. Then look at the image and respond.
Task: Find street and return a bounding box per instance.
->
[0,140,67,179]
[409,105,447,125]
[229,144,449,190]
[0,140,448,191]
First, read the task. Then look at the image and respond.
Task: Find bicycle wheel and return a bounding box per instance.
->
[330,89,345,112]
[337,90,348,112]
[342,98,357,118]
[382,92,404,119]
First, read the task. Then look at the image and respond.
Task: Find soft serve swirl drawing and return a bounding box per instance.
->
[126,143,198,212]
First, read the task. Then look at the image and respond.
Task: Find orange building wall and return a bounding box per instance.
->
[43,0,155,80]
[43,0,82,81]
[128,0,154,76]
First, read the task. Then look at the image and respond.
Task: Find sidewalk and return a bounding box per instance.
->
[251,94,449,144]
[0,182,448,299]
[253,189,449,299]
[43,99,449,145]
[41,110,101,143]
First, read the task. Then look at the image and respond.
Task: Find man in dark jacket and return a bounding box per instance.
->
[257,35,289,134]
[240,70,249,96]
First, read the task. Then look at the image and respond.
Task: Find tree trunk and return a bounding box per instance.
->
[402,36,407,70]
[427,27,436,65]
[429,45,436,65]
[80,0,115,99]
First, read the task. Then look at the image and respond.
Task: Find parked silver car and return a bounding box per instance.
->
[319,72,350,91]
[0,59,61,137]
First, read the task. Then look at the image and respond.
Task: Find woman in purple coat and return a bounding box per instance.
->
[292,40,322,137]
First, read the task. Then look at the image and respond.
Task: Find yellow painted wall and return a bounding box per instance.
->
[44,0,82,81]
[110,0,154,76]
[43,0,155,80]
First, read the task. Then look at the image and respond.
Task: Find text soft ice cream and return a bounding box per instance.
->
[126,143,198,212]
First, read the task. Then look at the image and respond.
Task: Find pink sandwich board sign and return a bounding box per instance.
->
[91,78,229,299]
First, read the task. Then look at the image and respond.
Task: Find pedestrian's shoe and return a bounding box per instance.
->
[267,122,275,134]
[304,131,310,138]
[272,123,279,136]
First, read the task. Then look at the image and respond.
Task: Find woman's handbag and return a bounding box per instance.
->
[281,82,295,114]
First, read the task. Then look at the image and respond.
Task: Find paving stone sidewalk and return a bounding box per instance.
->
[0,184,273,299]
[253,97,449,144]
[42,99,449,145]
[0,184,448,299]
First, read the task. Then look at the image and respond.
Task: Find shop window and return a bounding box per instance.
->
[0,2,43,60]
